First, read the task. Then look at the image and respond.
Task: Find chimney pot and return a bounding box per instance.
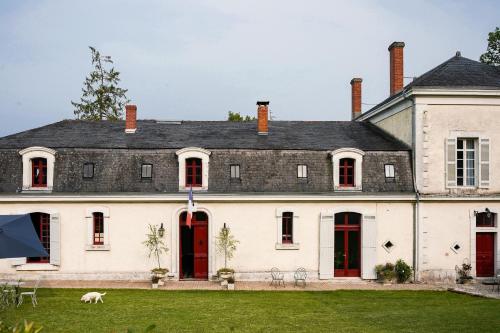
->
[350,78,362,120]
[388,41,405,95]
[125,104,137,133]
[256,101,269,135]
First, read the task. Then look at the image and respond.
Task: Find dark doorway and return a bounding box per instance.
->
[334,212,361,277]
[180,212,208,280]
[28,212,50,263]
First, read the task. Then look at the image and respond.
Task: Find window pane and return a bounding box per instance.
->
[230,165,240,179]
[334,231,345,269]
[298,165,307,178]
[385,164,395,178]
[348,213,360,225]
[335,213,344,225]
[83,163,94,178]
[457,140,463,149]
[142,164,152,178]
[282,212,293,243]
[347,231,360,269]
[466,139,474,149]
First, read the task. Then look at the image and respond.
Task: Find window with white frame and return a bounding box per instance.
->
[384,164,395,182]
[19,147,56,191]
[175,147,211,191]
[297,165,307,178]
[446,137,489,188]
[85,207,110,250]
[275,208,299,249]
[230,164,240,179]
[141,163,153,179]
[330,148,364,191]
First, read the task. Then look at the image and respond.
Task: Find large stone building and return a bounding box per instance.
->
[0,41,499,282]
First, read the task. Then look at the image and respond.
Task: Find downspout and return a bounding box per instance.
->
[407,90,419,282]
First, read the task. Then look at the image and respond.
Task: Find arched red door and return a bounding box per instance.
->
[180,212,208,280]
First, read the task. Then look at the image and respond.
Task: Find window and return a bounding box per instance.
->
[297,165,307,178]
[476,212,496,228]
[141,164,153,179]
[282,212,293,244]
[83,163,94,179]
[176,147,211,191]
[31,158,47,187]
[186,158,202,187]
[93,212,104,245]
[27,213,50,263]
[230,164,240,179]
[339,158,355,187]
[457,138,476,186]
[384,164,395,182]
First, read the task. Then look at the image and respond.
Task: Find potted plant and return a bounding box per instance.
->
[456,261,473,284]
[151,275,160,289]
[394,259,413,283]
[216,223,239,281]
[143,224,169,285]
[227,276,235,290]
[375,263,396,284]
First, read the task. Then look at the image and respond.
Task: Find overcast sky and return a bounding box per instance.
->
[0,0,498,137]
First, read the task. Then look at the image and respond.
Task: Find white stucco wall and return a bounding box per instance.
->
[0,197,414,281]
[373,104,413,147]
[418,201,500,282]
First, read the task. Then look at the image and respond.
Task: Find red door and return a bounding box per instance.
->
[476,233,495,277]
[179,212,209,280]
[193,222,208,279]
[334,213,361,277]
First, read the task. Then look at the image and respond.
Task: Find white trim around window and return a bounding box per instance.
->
[175,147,211,191]
[275,207,300,250]
[330,148,365,191]
[85,206,111,251]
[19,146,56,192]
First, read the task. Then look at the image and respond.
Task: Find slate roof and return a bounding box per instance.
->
[362,53,500,118]
[0,119,409,151]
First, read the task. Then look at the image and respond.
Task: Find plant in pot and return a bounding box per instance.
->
[143,224,169,287]
[455,260,473,284]
[151,275,160,289]
[216,223,239,281]
[395,259,413,283]
[375,263,396,284]
[227,276,235,290]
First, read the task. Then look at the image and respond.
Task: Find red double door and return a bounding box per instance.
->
[476,233,495,277]
[334,212,361,277]
[180,212,208,280]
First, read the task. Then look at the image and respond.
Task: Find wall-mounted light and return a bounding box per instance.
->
[158,223,165,238]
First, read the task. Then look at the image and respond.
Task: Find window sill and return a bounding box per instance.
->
[85,245,111,251]
[16,263,59,271]
[179,186,207,192]
[22,187,53,193]
[275,243,300,250]
[334,186,362,192]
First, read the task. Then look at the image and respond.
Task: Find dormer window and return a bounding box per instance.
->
[176,147,211,191]
[330,148,364,191]
[339,158,355,187]
[19,147,56,191]
[31,158,47,187]
[186,158,202,187]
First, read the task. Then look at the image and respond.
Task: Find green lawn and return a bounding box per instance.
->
[1,289,499,332]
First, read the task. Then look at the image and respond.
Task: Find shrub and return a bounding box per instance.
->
[0,320,43,333]
[375,263,396,282]
[227,276,235,284]
[395,259,413,283]
[217,268,235,276]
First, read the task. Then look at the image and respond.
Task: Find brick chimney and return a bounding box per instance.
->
[388,41,405,95]
[257,101,269,135]
[125,104,137,133]
[350,78,362,120]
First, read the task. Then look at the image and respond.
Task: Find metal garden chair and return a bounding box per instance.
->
[294,267,307,287]
[270,267,285,287]
[17,277,41,308]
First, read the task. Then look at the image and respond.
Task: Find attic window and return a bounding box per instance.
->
[141,164,153,179]
[83,163,94,179]
[385,164,395,182]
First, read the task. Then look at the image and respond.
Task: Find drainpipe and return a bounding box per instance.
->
[408,91,419,282]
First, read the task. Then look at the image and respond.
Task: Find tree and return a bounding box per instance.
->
[216,224,239,269]
[142,224,168,272]
[72,46,130,120]
[480,27,500,66]
[227,111,256,122]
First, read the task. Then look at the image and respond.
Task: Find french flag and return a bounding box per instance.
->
[186,187,195,229]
